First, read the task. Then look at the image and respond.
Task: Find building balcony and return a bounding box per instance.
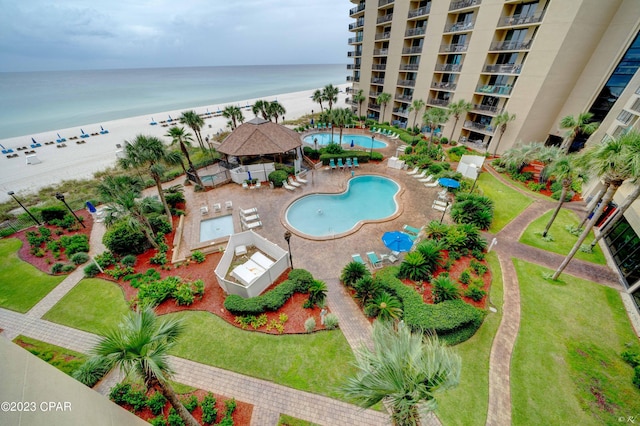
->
[348,36,363,44]
[349,2,366,16]
[450,0,481,11]
[405,27,426,37]
[346,64,361,70]
[375,31,391,40]
[435,63,462,72]
[400,63,420,71]
[348,50,362,57]
[428,98,451,107]
[408,4,431,19]
[372,64,387,71]
[440,43,468,53]
[476,84,513,95]
[372,78,385,85]
[378,0,394,7]
[498,11,546,27]
[471,103,503,115]
[432,81,457,90]
[346,76,360,82]
[397,79,416,87]
[368,103,381,111]
[349,19,364,30]
[630,97,640,113]
[395,94,413,102]
[483,63,522,74]
[444,21,474,33]
[464,120,494,133]
[402,46,423,54]
[489,39,533,51]
[373,48,389,56]
[393,107,410,117]
[376,14,393,24]
[370,91,382,97]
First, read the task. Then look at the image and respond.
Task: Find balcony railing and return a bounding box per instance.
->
[483,63,522,74]
[393,107,410,116]
[498,11,546,27]
[378,0,394,7]
[348,50,362,57]
[630,98,640,113]
[395,94,413,102]
[368,103,381,111]
[440,43,468,53]
[428,98,451,107]
[370,91,382,97]
[444,21,474,33]
[346,64,361,70]
[372,78,385,85]
[432,81,457,90]
[349,2,365,16]
[476,84,513,95]
[402,46,423,54]
[435,63,462,72]
[471,103,503,115]
[375,31,391,40]
[400,63,420,71]
[408,4,431,18]
[373,49,388,56]
[449,0,481,11]
[372,64,387,70]
[376,14,393,24]
[349,19,364,30]
[346,76,360,82]
[464,120,494,132]
[405,27,427,37]
[397,79,416,87]
[490,39,533,51]
[348,36,363,44]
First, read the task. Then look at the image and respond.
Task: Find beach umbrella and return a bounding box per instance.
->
[438,177,461,189]
[31,137,38,144]
[168,115,172,122]
[247,170,252,181]
[85,201,97,213]
[81,129,86,134]
[350,140,354,148]
[382,231,414,253]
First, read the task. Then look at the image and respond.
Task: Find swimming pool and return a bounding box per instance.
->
[285,175,400,237]
[303,133,387,149]
[200,215,234,242]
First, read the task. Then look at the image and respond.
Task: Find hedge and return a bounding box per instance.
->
[319,152,370,166]
[224,269,313,316]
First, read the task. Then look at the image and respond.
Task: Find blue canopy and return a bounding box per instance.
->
[382,231,414,252]
[438,178,461,189]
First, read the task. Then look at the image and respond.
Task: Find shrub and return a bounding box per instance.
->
[125,388,148,412]
[150,416,168,426]
[398,252,431,281]
[109,382,131,405]
[432,275,461,303]
[268,170,289,187]
[105,264,135,280]
[167,407,185,426]
[324,142,344,154]
[164,190,185,208]
[459,270,471,285]
[424,220,449,240]
[150,252,167,265]
[138,276,180,307]
[370,151,384,161]
[304,317,316,332]
[181,394,199,412]
[201,393,218,425]
[551,190,573,202]
[84,262,101,277]
[307,280,327,307]
[465,285,486,302]
[148,214,172,235]
[324,313,339,329]
[634,366,640,389]
[450,193,494,229]
[121,254,137,267]
[95,251,117,268]
[470,259,488,276]
[340,261,370,288]
[61,264,76,273]
[415,240,443,274]
[59,234,90,256]
[354,276,381,307]
[103,221,149,255]
[173,282,195,306]
[72,357,110,387]
[288,269,314,292]
[191,250,206,263]
[40,206,67,223]
[527,182,547,192]
[622,350,640,367]
[51,262,65,274]
[49,214,78,230]
[71,252,90,265]
[147,391,167,415]
[193,279,205,297]
[456,223,488,252]
[366,291,403,321]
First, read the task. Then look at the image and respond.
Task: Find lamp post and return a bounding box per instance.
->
[283,230,293,269]
[439,201,450,224]
[8,191,41,226]
[370,135,375,156]
[55,193,86,228]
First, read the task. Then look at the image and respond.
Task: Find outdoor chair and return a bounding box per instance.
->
[283,181,296,191]
[352,254,366,265]
[225,201,233,210]
[403,224,422,236]
[337,158,344,169]
[425,181,438,187]
[288,177,301,187]
[366,251,382,269]
[345,158,352,168]
[242,219,262,230]
[406,167,419,175]
[419,175,434,183]
[240,207,258,216]
[329,158,336,170]
[213,203,221,213]
[352,157,359,168]
[295,174,308,184]
[413,170,427,179]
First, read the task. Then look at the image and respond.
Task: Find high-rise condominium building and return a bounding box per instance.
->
[347,0,640,301]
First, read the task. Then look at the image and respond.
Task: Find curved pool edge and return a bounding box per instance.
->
[279,173,405,241]
[301,132,390,149]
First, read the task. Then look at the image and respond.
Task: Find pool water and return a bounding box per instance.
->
[303,133,387,149]
[285,175,399,237]
[200,215,234,242]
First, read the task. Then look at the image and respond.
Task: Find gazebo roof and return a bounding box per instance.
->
[217,117,302,156]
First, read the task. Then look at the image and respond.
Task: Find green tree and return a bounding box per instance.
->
[267,101,286,123]
[447,99,472,141]
[319,109,337,142]
[341,261,370,288]
[490,111,516,156]
[90,307,199,426]
[333,108,355,142]
[341,321,461,426]
[552,132,640,280]
[322,84,340,111]
[252,99,270,120]
[422,107,450,149]
[559,112,600,153]
[166,126,203,187]
[367,292,403,321]
[179,110,205,151]
[222,105,244,130]
[353,89,366,119]
[312,89,325,113]
[376,92,392,124]
[541,156,582,237]
[119,135,176,228]
[408,99,425,134]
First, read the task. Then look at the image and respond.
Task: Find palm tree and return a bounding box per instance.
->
[222,105,244,130]
[119,135,175,228]
[90,307,199,426]
[252,100,270,120]
[541,156,582,237]
[376,93,392,124]
[447,99,472,141]
[490,111,516,156]
[333,108,355,142]
[267,101,286,123]
[179,110,205,151]
[559,112,600,153]
[353,89,366,119]
[408,99,425,134]
[319,109,337,142]
[322,84,340,111]
[312,89,325,113]
[552,132,639,280]
[341,321,461,426]
[166,126,203,187]
[422,107,450,149]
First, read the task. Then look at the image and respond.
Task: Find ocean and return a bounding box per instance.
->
[0,64,347,139]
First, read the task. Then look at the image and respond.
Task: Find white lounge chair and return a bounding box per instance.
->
[225,200,233,210]
[200,206,209,215]
[406,167,419,175]
[424,181,438,187]
[288,177,301,187]
[295,174,308,184]
[242,182,249,189]
[419,175,434,183]
[413,170,427,179]
[240,207,258,216]
[283,181,296,191]
[241,213,260,222]
[255,181,261,189]
[242,219,262,230]
[213,203,221,212]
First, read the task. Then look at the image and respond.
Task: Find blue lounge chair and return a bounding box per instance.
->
[346,158,352,168]
[367,252,382,269]
[352,254,366,265]
[329,158,336,170]
[337,158,344,169]
[353,157,359,168]
[403,224,422,236]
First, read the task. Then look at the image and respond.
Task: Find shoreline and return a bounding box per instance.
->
[0,83,349,203]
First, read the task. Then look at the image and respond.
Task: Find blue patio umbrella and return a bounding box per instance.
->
[350,140,354,147]
[86,201,96,213]
[438,177,461,189]
[31,137,37,144]
[382,231,414,253]
[247,170,252,181]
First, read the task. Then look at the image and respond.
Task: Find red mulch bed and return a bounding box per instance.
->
[507,163,583,202]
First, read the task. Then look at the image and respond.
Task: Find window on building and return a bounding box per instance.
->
[604,217,640,286]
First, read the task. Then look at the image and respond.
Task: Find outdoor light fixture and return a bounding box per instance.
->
[7,191,41,226]
[370,135,375,155]
[439,200,450,224]
[284,230,293,269]
[55,192,86,228]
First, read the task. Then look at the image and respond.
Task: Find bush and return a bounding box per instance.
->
[150,416,168,426]
[324,313,339,329]
[84,262,101,277]
[354,276,382,307]
[150,252,167,265]
[70,252,90,265]
[51,262,65,274]
[622,350,640,367]
[167,408,185,426]
[459,270,471,285]
[324,142,344,154]
[398,252,431,281]
[191,250,206,263]
[634,366,640,389]
[527,182,547,192]
[173,282,195,306]
[415,239,443,274]
[370,151,384,161]
[95,251,117,268]
[340,261,370,288]
[148,214,172,235]
[125,388,148,412]
[103,221,149,255]
[304,317,316,332]
[432,275,461,303]
[551,190,573,202]
[451,193,494,229]
[59,234,90,256]
[40,206,67,223]
[465,285,486,302]
[470,259,488,276]
[287,269,314,292]
[109,382,131,405]
[147,391,167,415]
[307,280,327,307]
[181,394,199,413]
[61,264,76,273]
[72,357,110,387]
[201,393,218,425]
[268,170,289,187]
[121,254,137,267]
[50,214,79,230]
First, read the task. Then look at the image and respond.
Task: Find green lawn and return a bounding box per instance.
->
[511,260,640,425]
[437,251,504,426]
[42,278,130,335]
[13,335,87,376]
[169,311,356,400]
[519,208,606,264]
[476,172,533,233]
[278,414,322,426]
[0,238,65,313]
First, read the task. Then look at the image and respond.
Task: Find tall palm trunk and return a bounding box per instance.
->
[450,116,459,141]
[154,379,199,426]
[153,173,174,229]
[552,182,620,280]
[492,131,505,157]
[589,184,640,249]
[180,142,204,187]
[542,180,570,237]
[135,213,160,249]
[579,188,605,229]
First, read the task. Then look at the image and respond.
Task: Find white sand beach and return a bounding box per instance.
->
[0,84,349,203]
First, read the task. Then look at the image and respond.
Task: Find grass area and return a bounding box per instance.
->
[0,238,65,313]
[169,311,356,400]
[42,278,130,335]
[13,335,87,376]
[519,208,606,265]
[278,414,322,426]
[511,260,640,425]
[476,172,533,233]
[437,251,504,426]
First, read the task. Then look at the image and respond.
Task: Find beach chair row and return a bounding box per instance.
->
[370,127,400,139]
[352,251,401,270]
[283,175,308,191]
[329,157,360,170]
[200,200,234,215]
[240,207,262,230]
[406,168,440,188]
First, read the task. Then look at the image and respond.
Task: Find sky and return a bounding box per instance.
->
[0,0,352,72]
